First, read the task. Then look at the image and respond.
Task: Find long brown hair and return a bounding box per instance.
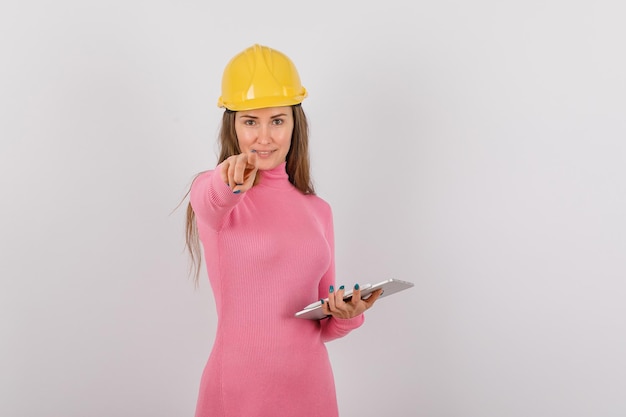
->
[185,104,314,286]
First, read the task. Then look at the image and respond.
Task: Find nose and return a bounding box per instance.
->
[257,124,271,145]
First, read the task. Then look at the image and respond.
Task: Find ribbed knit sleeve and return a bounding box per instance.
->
[317,204,365,342]
[189,165,241,231]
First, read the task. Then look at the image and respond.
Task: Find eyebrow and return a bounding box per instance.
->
[239,113,288,119]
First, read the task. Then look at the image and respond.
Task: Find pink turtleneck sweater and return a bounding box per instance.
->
[190,162,364,417]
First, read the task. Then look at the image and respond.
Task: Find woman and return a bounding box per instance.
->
[186,44,381,417]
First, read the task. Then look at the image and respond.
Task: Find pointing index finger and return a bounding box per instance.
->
[247,150,258,168]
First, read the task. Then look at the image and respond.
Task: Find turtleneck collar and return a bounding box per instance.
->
[258,162,292,189]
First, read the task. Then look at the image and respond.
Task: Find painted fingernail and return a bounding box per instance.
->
[320,299,324,304]
[233,190,241,194]
[329,285,334,293]
[339,285,345,290]
[354,283,360,290]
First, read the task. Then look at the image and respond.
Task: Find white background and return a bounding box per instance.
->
[1,1,625,416]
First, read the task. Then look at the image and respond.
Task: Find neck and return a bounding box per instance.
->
[258,162,291,189]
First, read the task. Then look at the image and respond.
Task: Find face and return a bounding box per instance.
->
[235,106,294,170]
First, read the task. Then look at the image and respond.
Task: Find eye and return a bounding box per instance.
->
[272,118,284,125]
[243,119,256,126]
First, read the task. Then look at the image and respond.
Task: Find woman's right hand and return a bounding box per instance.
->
[220,152,259,194]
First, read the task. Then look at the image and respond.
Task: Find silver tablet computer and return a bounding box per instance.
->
[294,278,415,320]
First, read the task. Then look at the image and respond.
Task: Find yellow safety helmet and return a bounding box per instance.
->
[217,44,308,111]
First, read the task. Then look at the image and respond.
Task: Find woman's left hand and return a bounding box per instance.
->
[322,284,382,319]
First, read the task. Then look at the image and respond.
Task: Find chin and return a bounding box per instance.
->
[257,158,284,170]
[257,161,278,170]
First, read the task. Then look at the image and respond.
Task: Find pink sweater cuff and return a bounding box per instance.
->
[332,314,365,329]
[321,313,365,343]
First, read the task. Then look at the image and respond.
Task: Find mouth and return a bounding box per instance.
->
[252,149,276,157]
